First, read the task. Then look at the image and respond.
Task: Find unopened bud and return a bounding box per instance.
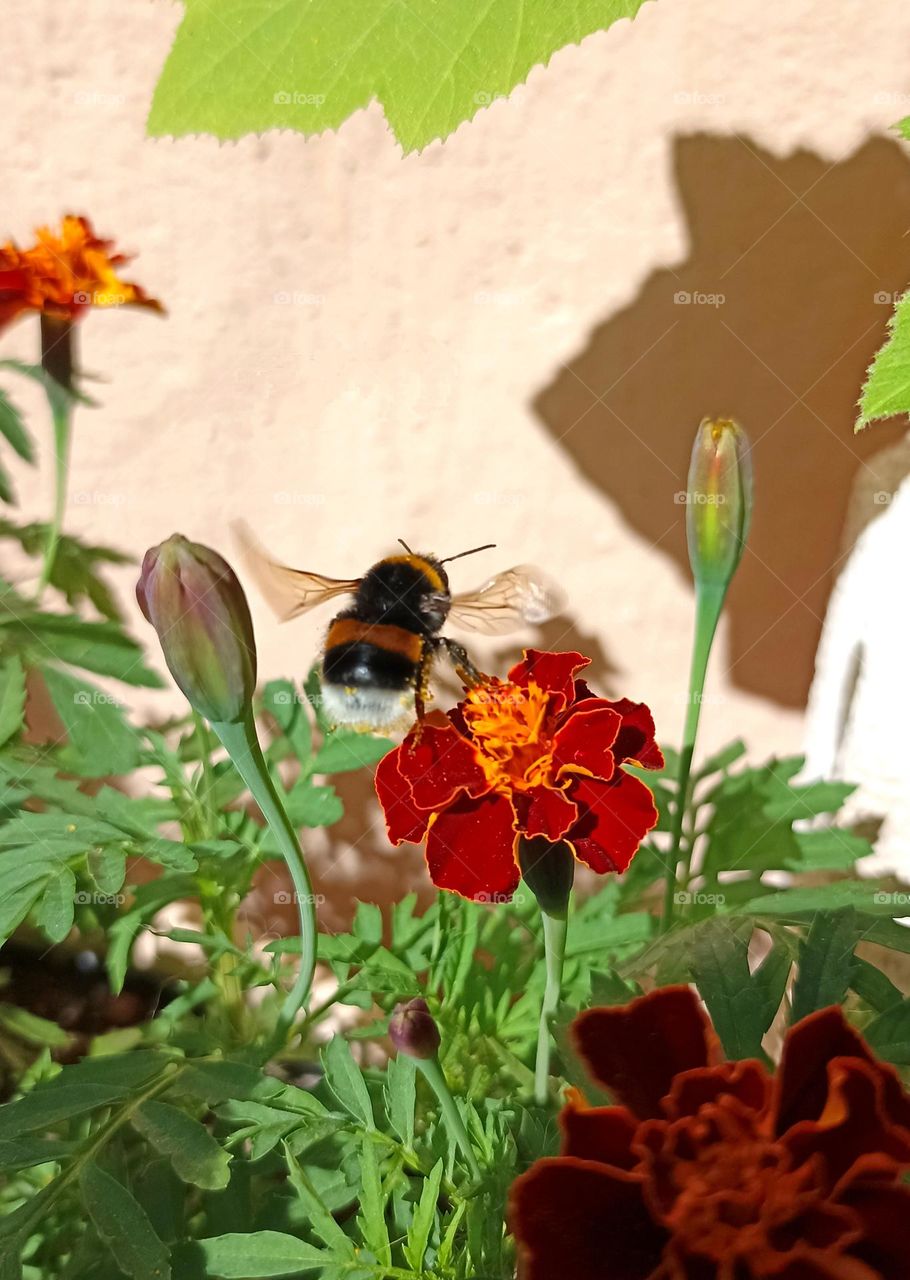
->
[518,837,575,919]
[389,997,441,1060]
[137,534,256,723]
[686,418,752,588]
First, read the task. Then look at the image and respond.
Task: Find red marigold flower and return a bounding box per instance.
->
[374,650,663,902]
[509,985,910,1280]
[0,214,162,332]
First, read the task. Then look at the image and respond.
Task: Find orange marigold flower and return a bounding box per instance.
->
[0,214,163,332]
[374,649,663,902]
[509,985,910,1280]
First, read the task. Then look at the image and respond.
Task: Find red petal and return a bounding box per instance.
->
[661,1058,770,1120]
[784,1058,910,1194]
[605,698,664,768]
[374,748,430,845]
[842,1184,910,1280]
[517,784,578,841]
[509,1159,665,1280]
[425,791,519,902]
[775,1007,879,1134]
[508,649,590,706]
[553,703,621,781]
[572,986,720,1118]
[560,1095,639,1169]
[396,714,489,812]
[567,771,659,875]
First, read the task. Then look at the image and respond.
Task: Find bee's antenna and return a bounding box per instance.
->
[398,538,415,554]
[440,542,496,565]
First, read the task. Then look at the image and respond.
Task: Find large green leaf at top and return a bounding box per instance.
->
[857,290,910,430]
[148,0,652,153]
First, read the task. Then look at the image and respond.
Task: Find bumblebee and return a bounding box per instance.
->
[234,523,562,731]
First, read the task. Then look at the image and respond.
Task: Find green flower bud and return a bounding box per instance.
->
[137,534,256,723]
[518,837,575,920]
[389,997,441,1060]
[686,418,753,588]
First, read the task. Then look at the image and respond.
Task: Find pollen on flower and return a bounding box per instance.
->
[461,678,556,792]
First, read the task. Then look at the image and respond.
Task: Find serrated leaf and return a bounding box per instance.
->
[149,0,652,153]
[132,1100,231,1190]
[34,863,76,943]
[857,290,910,430]
[0,386,34,462]
[384,1055,416,1148]
[357,1133,390,1265]
[404,1157,443,1272]
[283,1143,355,1254]
[321,1035,374,1128]
[737,882,896,917]
[0,656,26,746]
[851,956,904,1013]
[790,910,859,1025]
[311,731,393,775]
[187,1232,331,1277]
[0,1083,126,1139]
[689,919,767,1059]
[43,666,140,776]
[80,1162,171,1280]
[284,781,343,828]
[865,999,910,1063]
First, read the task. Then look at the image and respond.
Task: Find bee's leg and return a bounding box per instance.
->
[441,638,486,690]
[411,641,436,739]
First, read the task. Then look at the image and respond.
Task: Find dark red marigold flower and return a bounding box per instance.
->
[509,985,910,1280]
[374,649,663,902]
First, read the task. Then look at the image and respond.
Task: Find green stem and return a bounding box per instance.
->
[416,1055,482,1181]
[534,909,568,1106]
[210,711,317,1041]
[660,581,726,932]
[36,394,73,595]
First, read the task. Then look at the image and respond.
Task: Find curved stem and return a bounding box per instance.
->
[209,711,317,1040]
[417,1055,481,1181]
[534,909,568,1106]
[660,581,726,932]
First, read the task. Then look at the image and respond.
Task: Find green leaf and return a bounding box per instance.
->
[851,956,904,1013]
[148,0,652,153]
[857,290,910,430]
[0,1005,72,1048]
[284,781,343,828]
[384,1055,416,1148]
[33,863,76,943]
[80,1162,172,1280]
[0,858,59,946]
[0,1083,126,1139]
[321,1035,374,1128]
[0,610,162,687]
[689,919,767,1059]
[43,667,140,776]
[187,1233,331,1278]
[0,387,34,462]
[865,999,910,1064]
[311,731,393,775]
[131,1100,231,1190]
[357,1133,390,1265]
[404,1157,443,1272]
[283,1143,355,1254]
[790,910,859,1024]
[0,519,129,621]
[738,882,897,917]
[262,678,312,761]
[0,656,26,746]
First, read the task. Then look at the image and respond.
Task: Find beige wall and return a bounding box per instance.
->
[4,0,910,901]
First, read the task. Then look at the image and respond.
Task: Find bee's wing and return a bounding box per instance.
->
[233,520,361,622]
[447,565,565,635]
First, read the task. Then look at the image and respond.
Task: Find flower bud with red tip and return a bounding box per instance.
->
[137,534,256,724]
[389,997,441,1061]
[686,417,753,589]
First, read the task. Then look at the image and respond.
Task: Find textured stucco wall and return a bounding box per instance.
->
[4,0,910,899]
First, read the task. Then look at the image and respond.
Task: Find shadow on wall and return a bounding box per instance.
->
[534,133,910,709]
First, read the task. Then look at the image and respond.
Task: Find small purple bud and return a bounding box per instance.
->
[137,534,256,723]
[389,997,441,1061]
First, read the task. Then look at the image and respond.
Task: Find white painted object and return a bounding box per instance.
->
[804,474,910,877]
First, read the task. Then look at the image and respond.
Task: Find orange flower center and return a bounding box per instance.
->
[461,679,556,794]
[644,1104,828,1264]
